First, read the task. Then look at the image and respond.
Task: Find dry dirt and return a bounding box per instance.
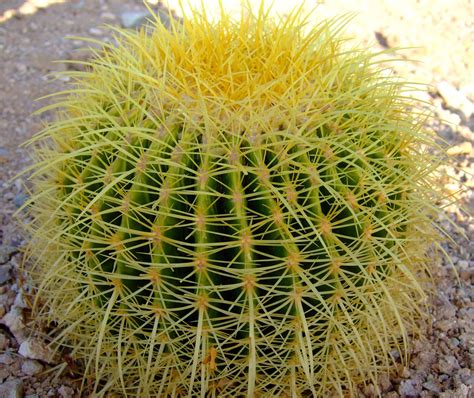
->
[0,1,472,397]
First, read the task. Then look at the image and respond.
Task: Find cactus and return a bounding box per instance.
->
[25,3,446,397]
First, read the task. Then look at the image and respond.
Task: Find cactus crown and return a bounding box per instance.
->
[25,2,445,396]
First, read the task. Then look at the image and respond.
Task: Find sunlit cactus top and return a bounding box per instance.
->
[26,2,445,397]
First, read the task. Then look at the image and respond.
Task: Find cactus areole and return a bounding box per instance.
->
[25,3,445,396]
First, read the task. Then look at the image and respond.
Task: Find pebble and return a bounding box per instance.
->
[398,379,422,397]
[436,319,454,333]
[437,108,462,126]
[57,385,75,397]
[0,353,15,365]
[0,368,9,383]
[13,193,28,208]
[100,12,116,21]
[0,245,16,264]
[0,265,11,284]
[439,385,470,398]
[457,368,474,385]
[446,142,473,156]
[88,28,103,36]
[422,378,441,393]
[21,359,44,376]
[120,10,150,29]
[0,307,27,344]
[437,81,474,119]
[438,355,460,374]
[399,366,411,378]
[19,338,55,364]
[378,372,392,392]
[13,291,28,309]
[0,379,23,398]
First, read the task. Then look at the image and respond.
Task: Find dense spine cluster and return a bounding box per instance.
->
[25,4,445,397]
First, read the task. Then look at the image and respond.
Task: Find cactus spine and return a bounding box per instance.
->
[25,3,446,396]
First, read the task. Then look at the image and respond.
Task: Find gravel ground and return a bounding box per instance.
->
[0,1,472,397]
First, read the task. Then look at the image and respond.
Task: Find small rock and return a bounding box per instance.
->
[378,372,392,393]
[390,349,401,362]
[438,109,462,126]
[447,142,473,156]
[57,385,75,398]
[13,291,28,309]
[363,383,379,396]
[21,359,43,376]
[88,27,103,36]
[0,307,27,344]
[399,379,422,397]
[0,245,16,264]
[0,333,8,350]
[100,12,116,21]
[457,368,474,384]
[439,385,470,398]
[0,352,15,365]
[438,355,460,374]
[422,379,441,393]
[18,338,55,364]
[400,366,411,378]
[449,337,460,348]
[0,379,23,398]
[13,193,28,208]
[459,270,474,282]
[437,81,474,119]
[0,265,11,284]
[0,368,9,383]
[436,319,454,332]
[120,10,150,28]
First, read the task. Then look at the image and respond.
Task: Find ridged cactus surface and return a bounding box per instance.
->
[25,4,445,397]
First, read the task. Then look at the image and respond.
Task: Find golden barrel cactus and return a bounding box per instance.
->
[25,3,446,396]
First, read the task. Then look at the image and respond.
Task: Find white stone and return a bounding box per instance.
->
[13,291,28,309]
[18,338,54,364]
[0,307,27,344]
[446,142,473,156]
[437,81,474,119]
[88,28,103,36]
[0,353,15,365]
[58,385,75,398]
[0,379,23,398]
[120,11,150,29]
[100,12,116,21]
[21,359,44,376]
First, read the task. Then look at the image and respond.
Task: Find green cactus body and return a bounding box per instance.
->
[25,3,445,397]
